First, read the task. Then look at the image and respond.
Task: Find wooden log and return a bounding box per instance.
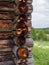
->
[0,61,16,65]
[0,32,13,39]
[0,51,13,56]
[0,7,14,12]
[0,56,13,62]
[0,2,15,8]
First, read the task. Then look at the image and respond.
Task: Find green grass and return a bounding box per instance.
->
[32,41,49,65]
[34,41,49,46]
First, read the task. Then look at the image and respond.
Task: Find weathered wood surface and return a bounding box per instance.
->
[0,40,15,65]
[0,0,33,65]
[13,37,34,65]
[0,38,34,65]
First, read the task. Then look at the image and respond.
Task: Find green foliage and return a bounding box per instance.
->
[31,28,48,41]
[37,30,47,41]
[31,28,37,40]
[32,41,49,65]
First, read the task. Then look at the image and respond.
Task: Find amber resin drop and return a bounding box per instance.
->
[17,48,28,59]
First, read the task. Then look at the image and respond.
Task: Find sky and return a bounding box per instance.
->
[32,0,49,28]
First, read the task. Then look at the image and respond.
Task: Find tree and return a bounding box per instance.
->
[38,30,47,41]
[31,28,37,40]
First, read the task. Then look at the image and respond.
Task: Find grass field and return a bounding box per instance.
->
[32,41,49,65]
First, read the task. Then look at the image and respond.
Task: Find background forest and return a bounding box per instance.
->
[31,28,49,41]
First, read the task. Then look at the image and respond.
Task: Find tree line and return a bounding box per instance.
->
[31,28,49,41]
